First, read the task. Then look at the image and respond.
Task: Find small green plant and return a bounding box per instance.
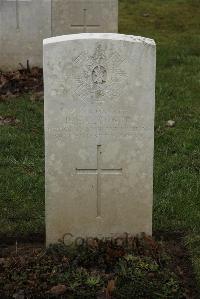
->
[114,256,184,298]
[86,275,101,287]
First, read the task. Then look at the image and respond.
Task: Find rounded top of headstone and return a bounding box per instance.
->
[43,33,156,47]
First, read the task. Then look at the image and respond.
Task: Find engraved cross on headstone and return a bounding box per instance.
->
[71,8,100,33]
[9,0,20,30]
[8,0,32,30]
[76,145,122,217]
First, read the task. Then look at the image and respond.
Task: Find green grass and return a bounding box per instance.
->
[0,96,44,235]
[0,0,200,288]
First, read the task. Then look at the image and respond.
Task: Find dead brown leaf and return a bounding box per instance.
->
[0,116,20,126]
[105,279,116,298]
[48,284,67,295]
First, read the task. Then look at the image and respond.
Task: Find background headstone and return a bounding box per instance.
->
[52,0,118,35]
[44,33,156,245]
[0,0,51,70]
[0,0,118,70]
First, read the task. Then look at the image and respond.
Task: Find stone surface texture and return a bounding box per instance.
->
[44,33,156,245]
[0,0,118,70]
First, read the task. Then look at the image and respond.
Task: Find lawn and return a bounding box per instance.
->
[0,0,200,291]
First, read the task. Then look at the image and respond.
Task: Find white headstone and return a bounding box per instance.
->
[0,0,118,70]
[52,0,118,35]
[44,33,156,245]
[0,0,51,70]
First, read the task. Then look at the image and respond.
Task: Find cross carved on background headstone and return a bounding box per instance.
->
[76,145,122,217]
[71,8,100,33]
[8,0,32,29]
[9,0,20,29]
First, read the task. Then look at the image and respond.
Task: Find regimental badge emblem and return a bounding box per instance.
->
[72,44,128,103]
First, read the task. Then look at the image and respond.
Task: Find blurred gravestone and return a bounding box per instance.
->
[0,0,118,70]
[0,0,51,70]
[52,0,118,35]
